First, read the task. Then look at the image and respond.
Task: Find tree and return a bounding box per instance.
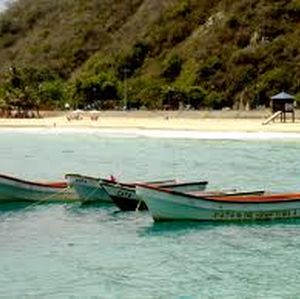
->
[186,86,206,109]
[68,72,120,109]
[162,86,186,110]
[130,77,164,109]
[0,65,63,116]
[38,80,65,109]
[204,91,227,109]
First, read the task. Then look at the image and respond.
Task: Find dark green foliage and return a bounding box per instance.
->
[129,78,164,109]
[0,17,20,36]
[2,65,64,112]
[226,16,240,30]
[162,87,186,110]
[69,72,120,109]
[186,86,206,109]
[196,56,223,83]
[204,91,229,110]
[116,42,150,79]
[161,54,183,82]
[38,80,65,109]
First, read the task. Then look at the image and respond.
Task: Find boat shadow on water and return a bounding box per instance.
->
[0,202,34,213]
[143,221,215,236]
[65,201,118,217]
[142,218,300,236]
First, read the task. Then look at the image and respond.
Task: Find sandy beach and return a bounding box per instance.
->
[0,110,300,133]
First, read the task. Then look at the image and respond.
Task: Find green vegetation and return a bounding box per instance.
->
[0,0,299,113]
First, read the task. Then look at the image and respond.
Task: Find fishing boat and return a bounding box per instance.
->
[66,173,178,205]
[65,174,113,203]
[103,180,208,211]
[136,184,300,222]
[0,174,79,203]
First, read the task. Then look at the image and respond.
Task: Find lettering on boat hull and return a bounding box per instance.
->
[116,190,133,199]
[214,209,298,220]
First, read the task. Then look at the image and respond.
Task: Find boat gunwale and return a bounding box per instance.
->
[0,174,68,189]
[65,173,120,185]
[103,179,208,190]
[102,181,136,192]
[66,174,178,189]
[159,181,208,188]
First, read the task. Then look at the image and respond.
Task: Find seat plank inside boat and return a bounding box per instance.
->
[187,190,265,197]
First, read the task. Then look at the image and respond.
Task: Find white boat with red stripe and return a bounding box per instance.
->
[136,184,300,222]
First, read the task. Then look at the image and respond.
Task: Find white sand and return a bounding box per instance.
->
[1,111,300,137]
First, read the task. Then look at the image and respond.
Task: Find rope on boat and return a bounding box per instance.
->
[41,187,73,202]
[80,185,100,204]
[21,187,75,211]
[70,179,108,204]
[4,182,110,215]
[25,182,107,210]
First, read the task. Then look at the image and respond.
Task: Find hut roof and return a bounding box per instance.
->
[271,91,295,100]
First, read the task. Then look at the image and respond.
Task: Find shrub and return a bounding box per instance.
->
[204,91,227,109]
[129,77,164,109]
[186,86,206,109]
[162,87,187,110]
[116,41,150,79]
[196,56,222,81]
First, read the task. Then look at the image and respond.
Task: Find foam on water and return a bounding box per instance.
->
[1,127,300,140]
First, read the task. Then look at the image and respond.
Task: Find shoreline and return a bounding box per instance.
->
[0,110,300,133]
[2,126,300,142]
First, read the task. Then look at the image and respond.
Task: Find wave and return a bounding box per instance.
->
[1,127,300,140]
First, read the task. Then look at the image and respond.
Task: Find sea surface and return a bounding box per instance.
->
[1,128,300,298]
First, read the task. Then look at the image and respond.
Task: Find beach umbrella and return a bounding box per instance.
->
[89,109,100,120]
[89,109,100,114]
[72,109,84,114]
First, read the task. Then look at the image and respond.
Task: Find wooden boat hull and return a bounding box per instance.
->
[104,180,208,212]
[0,175,78,203]
[137,185,300,222]
[66,174,112,203]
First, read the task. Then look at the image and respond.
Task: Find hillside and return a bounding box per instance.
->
[0,0,299,111]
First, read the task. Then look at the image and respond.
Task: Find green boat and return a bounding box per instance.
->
[0,174,79,203]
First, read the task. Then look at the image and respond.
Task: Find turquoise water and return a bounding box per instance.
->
[1,129,300,298]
